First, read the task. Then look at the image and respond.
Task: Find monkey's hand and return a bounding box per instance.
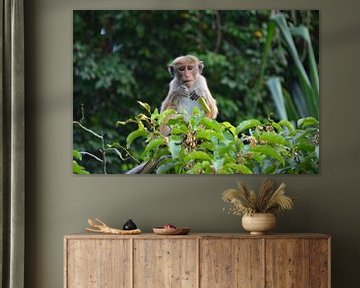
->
[189,88,204,101]
[189,90,200,101]
[175,85,190,98]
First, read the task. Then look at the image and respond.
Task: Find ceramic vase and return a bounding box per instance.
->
[242,213,276,235]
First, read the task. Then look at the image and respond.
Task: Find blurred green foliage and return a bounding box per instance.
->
[73,10,319,174]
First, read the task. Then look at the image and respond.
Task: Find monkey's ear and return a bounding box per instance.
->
[198,61,204,74]
[168,65,175,77]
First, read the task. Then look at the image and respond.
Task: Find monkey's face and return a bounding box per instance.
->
[175,64,197,87]
[170,56,204,88]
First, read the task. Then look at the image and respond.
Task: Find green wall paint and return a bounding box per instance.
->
[25,1,360,287]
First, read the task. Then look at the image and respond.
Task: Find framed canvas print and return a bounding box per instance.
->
[73,10,319,175]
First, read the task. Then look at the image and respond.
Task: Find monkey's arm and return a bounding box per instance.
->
[160,95,176,112]
[161,84,190,113]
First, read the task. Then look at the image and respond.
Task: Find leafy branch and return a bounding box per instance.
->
[117,102,319,174]
[73,120,139,174]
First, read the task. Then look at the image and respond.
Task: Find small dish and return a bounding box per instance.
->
[153,227,190,235]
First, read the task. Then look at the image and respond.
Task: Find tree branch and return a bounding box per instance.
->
[80,152,103,162]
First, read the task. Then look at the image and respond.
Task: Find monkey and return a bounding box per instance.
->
[127,56,218,173]
[160,55,218,120]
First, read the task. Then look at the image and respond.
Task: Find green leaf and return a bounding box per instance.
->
[258,132,287,145]
[150,108,160,122]
[73,161,90,174]
[196,129,224,141]
[293,129,314,142]
[156,158,182,174]
[278,119,295,134]
[200,117,222,131]
[282,89,300,120]
[198,142,215,151]
[159,109,177,124]
[251,145,285,165]
[184,151,212,162]
[198,97,210,113]
[223,163,253,174]
[291,26,319,94]
[271,13,319,119]
[167,117,187,127]
[73,150,82,160]
[269,118,282,131]
[186,161,211,174]
[236,119,262,134]
[169,139,182,159]
[135,113,149,122]
[297,117,318,129]
[137,101,151,113]
[142,138,165,157]
[271,13,312,89]
[108,142,121,149]
[126,129,148,149]
[170,124,188,135]
[221,121,237,136]
[116,118,137,127]
[296,142,315,152]
[156,161,178,174]
[267,77,288,120]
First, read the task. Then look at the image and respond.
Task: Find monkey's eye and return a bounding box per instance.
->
[178,66,186,72]
[187,66,194,70]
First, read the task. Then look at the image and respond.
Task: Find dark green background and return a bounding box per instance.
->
[25,0,360,287]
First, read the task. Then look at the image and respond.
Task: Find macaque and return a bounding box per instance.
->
[161,55,218,120]
[127,56,218,173]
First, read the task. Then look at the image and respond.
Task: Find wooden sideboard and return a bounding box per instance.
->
[64,233,330,288]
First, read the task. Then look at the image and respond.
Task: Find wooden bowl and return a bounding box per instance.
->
[153,227,190,235]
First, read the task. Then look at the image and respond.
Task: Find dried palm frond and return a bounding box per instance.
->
[264,183,294,214]
[237,181,258,211]
[222,179,294,216]
[258,178,274,211]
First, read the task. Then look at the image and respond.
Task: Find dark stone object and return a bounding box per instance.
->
[123,219,137,230]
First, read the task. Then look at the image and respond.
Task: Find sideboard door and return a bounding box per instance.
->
[265,238,330,288]
[133,239,198,288]
[200,239,264,288]
[66,239,131,288]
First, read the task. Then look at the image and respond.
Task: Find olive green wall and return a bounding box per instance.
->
[25,0,360,287]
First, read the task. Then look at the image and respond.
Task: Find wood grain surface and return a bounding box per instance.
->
[200,238,264,288]
[265,239,310,287]
[309,239,331,288]
[65,239,131,288]
[133,239,198,288]
[64,233,330,288]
